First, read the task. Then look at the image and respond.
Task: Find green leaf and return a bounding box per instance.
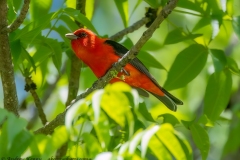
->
[164,44,208,90]
[21,47,37,73]
[164,28,202,44]
[43,38,62,73]
[193,18,211,32]
[0,113,28,156]
[175,133,193,160]
[92,111,110,149]
[114,0,129,27]
[138,103,155,122]
[59,14,79,31]
[233,16,240,39]
[190,123,209,160]
[223,115,240,156]
[10,39,22,67]
[142,39,162,51]
[227,57,240,76]
[157,124,186,160]
[138,51,166,70]
[203,71,232,122]
[7,0,23,23]
[65,99,89,132]
[178,0,204,13]
[30,0,52,20]
[82,133,102,158]
[122,37,166,70]
[101,83,133,128]
[13,11,60,42]
[9,130,33,156]
[159,113,180,126]
[144,0,160,8]
[63,8,97,34]
[210,49,227,72]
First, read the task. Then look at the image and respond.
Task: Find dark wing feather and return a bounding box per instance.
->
[104,40,183,110]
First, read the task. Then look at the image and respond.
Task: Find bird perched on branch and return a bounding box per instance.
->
[65,28,183,111]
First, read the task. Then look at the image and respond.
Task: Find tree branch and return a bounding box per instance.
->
[0,0,19,116]
[1,0,30,33]
[57,0,87,157]
[34,0,179,135]
[65,0,86,107]
[25,76,48,125]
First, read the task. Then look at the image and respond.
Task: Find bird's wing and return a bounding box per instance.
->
[104,40,183,107]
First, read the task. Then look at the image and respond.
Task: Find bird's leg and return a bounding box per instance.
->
[121,68,130,76]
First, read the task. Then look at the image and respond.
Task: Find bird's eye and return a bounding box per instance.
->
[77,32,87,38]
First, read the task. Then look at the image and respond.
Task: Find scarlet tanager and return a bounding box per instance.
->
[65,28,183,111]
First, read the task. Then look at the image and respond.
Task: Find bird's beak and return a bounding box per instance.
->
[65,33,78,40]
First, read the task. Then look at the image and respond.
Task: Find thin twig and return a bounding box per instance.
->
[34,0,179,135]
[25,77,48,125]
[109,17,150,41]
[1,0,30,33]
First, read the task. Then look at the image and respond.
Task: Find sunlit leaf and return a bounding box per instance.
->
[30,0,52,20]
[86,0,95,20]
[149,134,172,160]
[101,83,133,128]
[175,133,193,160]
[157,124,186,159]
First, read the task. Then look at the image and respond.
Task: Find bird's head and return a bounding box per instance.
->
[65,28,97,48]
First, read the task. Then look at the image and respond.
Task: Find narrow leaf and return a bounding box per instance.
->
[204,71,232,122]
[190,123,209,160]
[164,28,202,44]
[210,49,227,72]
[114,0,129,27]
[63,8,97,33]
[233,16,240,39]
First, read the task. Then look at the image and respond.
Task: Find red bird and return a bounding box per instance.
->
[65,28,183,111]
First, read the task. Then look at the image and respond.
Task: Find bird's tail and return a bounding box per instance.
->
[151,88,183,111]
